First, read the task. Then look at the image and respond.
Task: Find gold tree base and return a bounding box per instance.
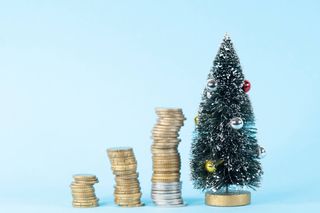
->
[205,190,251,207]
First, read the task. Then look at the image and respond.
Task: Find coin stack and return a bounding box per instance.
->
[107,147,143,207]
[151,107,186,207]
[70,174,99,208]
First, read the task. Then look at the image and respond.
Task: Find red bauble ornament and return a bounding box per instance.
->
[243,80,251,93]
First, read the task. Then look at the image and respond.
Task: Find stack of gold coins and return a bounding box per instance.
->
[107,147,143,207]
[70,174,99,208]
[151,108,186,207]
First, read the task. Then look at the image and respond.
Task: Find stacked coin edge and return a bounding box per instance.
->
[70,174,99,208]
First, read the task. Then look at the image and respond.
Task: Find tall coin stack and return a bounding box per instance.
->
[107,147,143,207]
[70,174,99,208]
[151,107,186,207]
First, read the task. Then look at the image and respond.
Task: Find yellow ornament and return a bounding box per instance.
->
[194,115,199,125]
[204,160,224,173]
[205,160,216,173]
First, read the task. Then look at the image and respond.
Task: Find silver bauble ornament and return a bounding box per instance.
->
[207,91,212,98]
[207,79,218,92]
[258,146,266,158]
[230,117,243,130]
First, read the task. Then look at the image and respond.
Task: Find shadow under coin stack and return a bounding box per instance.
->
[151,108,186,207]
[70,174,99,208]
[107,147,143,207]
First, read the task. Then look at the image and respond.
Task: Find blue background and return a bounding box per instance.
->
[1,0,319,212]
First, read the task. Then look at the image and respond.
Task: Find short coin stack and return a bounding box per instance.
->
[70,174,99,208]
[107,147,143,207]
[151,107,186,207]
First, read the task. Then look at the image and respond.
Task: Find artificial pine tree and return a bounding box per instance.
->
[190,34,265,206]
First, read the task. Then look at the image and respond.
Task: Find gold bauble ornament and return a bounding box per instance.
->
[194,115,199,125]
[204,160,224,173]
[205,160,216,173]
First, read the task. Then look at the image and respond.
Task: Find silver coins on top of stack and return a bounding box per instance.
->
[107,147,143,207]
[70,174,99,208]
[151,107,186,207]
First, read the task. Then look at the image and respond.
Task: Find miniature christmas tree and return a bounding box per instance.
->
[190,34,265,206]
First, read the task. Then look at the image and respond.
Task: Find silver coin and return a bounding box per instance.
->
[154,203,187,207]
[152,192,181,196]
[152,183,181,188]
[153,199,184,205]
[153,182,181,185]
[152,185,181,189]
[151,190,181,194]
[152,186,181,190]
[152,196,182,200]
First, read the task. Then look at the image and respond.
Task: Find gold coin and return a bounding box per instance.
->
[71,188,95,193]
[152,143,180,147]
[153,126,181,130]
[72,201,98,206]
[152,151,179,154]
[109,153,135,157]
[153,160,180,164]
[115,185,141,189]
[72,190,96,195]
[115,181,140,186]
[70,184,95,189]
[115,183,140,188]
[153,168,180,174]
[156,117,185,121]
[107,147,133,152]
[115,178,139,183]
[152,172,180,176]
[73,198,99,203]
[72,196,97,200]
[152,156,180,161]
[117,202,144,207]
[115,192,141,196]
[152,178,180,183]
[153,165,180,169]
[115,199,141,203]
[155,107,182,111]
[116,202,142,206]
[151,146,179,150]
[152,131,179,136]
[152,151,180,155]
[108,154,135,160]
[114,189,141,194]
[152,138,178,141]
[156,118,185,122]
[152,145,180,149]
[156,121,184,125]
[152,156,180,160]
[110,156,137,160]
[115,173,139,179]
[111,161,137,165]
[114,192,141,195]
[153,170,175,173]
[113,171,137,176]
[152,129,180,133]
[110,155,136,159]
[152,159,180,163]
[115,181,140,185]
[73,174,97,179]
[111,165,137,170]
[152,138,180,141]
[72,202,99,208]
[153,126,180,130]
[114,185,141,189]
[73,180,98,185]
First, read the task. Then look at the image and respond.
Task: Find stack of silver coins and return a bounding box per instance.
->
[152,182,185,207]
